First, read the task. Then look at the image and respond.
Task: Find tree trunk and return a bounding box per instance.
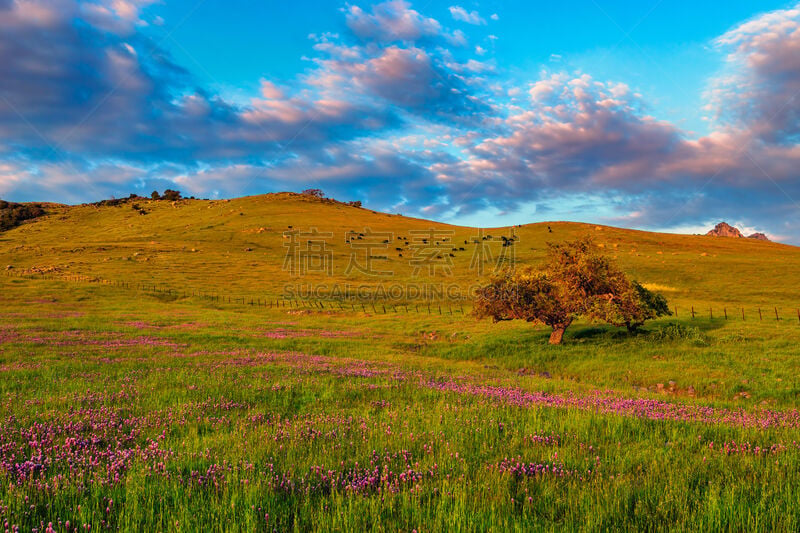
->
[626,321,642,333]
[549,326,566,345]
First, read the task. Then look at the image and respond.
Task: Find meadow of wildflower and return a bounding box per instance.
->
[1,194,800,531]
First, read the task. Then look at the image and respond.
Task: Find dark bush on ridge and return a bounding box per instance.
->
[162,189,182,201]
[148,189,182,201]
[0,200,46,231]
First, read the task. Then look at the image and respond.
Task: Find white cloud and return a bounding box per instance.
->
[448,5,486,25]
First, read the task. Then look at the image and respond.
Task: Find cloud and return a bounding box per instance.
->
[709,4,800,144]
[449,6,486,25]
[0,0,191,157]
[81,0,160,33]
[2,1,800,242]
[0,0,492,203]
[460,74,683,190]
[345,0,442,42]
[308,34,490,120]
[0,0,403,163]
[412,69,800,234]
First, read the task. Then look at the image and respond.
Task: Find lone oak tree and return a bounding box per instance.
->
[473,237,670,344]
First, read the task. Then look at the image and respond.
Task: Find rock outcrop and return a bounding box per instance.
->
[706,222,771,242]
[706,222,743,238]
[747,232,770,242]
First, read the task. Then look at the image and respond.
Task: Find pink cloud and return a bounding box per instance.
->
[345,0,441,42]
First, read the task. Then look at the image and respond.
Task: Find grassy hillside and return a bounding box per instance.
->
[2,192,799,309]
[2,193,800,530]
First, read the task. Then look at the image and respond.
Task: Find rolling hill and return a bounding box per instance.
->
[2,192,798,309]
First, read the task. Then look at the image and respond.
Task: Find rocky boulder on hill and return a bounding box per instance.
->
[706,222,743,238]
[748,232,770,242]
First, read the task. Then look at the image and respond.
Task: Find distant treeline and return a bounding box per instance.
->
[89,190,206,215]
[0,200,46,231]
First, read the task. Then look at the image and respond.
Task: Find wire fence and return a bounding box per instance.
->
[4,270,800,322]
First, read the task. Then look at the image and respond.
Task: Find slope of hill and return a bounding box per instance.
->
[2,192,798,307]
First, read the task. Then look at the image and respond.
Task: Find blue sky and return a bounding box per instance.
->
[1,0,799,242]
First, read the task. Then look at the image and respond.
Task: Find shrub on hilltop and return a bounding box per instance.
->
[297,188,364,208]
[149,189,183,201]
[0,200,46,231]
[162,189,182,201]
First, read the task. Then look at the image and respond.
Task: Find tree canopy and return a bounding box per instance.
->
[473,237,670,344]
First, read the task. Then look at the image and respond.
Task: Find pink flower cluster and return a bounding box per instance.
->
[266,449,436,496]
[425,380,800,430]
[494,458,578,478]
[261,328,361,339]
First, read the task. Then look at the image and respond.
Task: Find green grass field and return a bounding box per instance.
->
[1,193,799,531]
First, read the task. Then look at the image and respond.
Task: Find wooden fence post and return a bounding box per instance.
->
[742,308,745,321]
[758,308,762,321]
[691,306,695,319]
[775,307,779,321]
[723,308,727,320]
